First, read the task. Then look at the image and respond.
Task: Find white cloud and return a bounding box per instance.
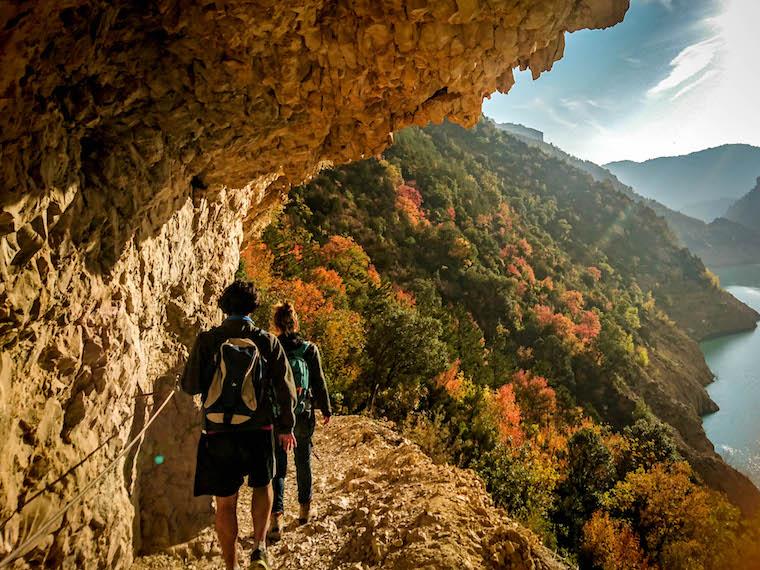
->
[647,35,722,98]
[640,0,675,11]
[669,68,719,100]
[484,0,760,164]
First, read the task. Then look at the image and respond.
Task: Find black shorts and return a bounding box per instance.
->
[194,429,275,497]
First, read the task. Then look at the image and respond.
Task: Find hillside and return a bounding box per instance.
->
[243,118,760,568]
[605,145,760,221]
[497,123,760,269]
[725,177,760,232]
[133,416,566,570]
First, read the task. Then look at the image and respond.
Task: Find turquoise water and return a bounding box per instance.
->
[701,265,760,487]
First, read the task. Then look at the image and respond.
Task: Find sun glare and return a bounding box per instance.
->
[712,0,760,84]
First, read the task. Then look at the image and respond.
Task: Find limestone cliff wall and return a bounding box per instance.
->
[0,1,629,567]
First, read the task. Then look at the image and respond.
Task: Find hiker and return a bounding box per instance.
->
[268,301,332,540]
[181,280,296,570]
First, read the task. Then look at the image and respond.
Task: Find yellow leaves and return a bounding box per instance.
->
[449,235,473,260]
[582,511,649,570]
[240,242,275,289]
[599,462,742,570]
[635,346,650,367]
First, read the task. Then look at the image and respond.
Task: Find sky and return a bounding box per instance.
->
[482,0,760,165]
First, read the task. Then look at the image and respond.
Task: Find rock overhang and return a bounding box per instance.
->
[0,1,631,567]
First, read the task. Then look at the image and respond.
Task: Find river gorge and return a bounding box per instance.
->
[703,265,760,489]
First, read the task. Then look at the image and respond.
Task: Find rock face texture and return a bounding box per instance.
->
[0,1,629,567]
[133,416,569,570]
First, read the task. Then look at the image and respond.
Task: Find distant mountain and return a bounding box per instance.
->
[497,122,544,142]
[725,177,760,232]
[661,213,760,268]
[681,198,737,223]
[605,145,760,222]
[494,124,760,268]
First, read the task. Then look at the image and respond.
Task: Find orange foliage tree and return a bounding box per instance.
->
[240,241,366,408]
[435,358,465,401]
[490,384,523,446]
[317,235,380,294]
[561,290,585,316]
[511,370,557,426]
[582,511,649,570]
[395,183,428,226]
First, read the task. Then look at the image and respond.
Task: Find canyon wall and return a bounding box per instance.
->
[0,1,629,567]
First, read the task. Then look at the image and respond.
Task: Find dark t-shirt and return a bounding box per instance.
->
[181,318,296,434]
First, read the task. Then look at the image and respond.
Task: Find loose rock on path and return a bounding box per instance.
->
[132,416,567,569]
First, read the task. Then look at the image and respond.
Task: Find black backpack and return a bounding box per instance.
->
[203,331,267,431]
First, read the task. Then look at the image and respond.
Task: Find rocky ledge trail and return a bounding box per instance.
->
[132,416,567,569]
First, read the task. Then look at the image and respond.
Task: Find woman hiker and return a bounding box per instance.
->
[268,301,332,540]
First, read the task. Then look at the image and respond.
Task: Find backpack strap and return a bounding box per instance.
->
[289,341,310,358]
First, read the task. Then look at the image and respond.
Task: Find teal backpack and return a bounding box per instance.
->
[288,342,311,414]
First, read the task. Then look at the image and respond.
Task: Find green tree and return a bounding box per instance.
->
[360,291,448,418]
[554,428,616,548]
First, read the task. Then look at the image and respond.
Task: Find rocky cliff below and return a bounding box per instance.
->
[133,416,567,570]
[0,1,629,567]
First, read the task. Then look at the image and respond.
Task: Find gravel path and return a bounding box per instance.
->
[132,416,567,570]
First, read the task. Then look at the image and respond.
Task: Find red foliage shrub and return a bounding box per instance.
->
[561,290,585,316]
[493,384,523,445]
[512,370,557,425]
[574,310,601,342]
[395,183,427,226]
[587,266,602,281]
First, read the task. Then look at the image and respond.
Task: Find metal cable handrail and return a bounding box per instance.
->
[0,389,177,568]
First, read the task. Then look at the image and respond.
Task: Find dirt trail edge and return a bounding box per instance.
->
[133,416,569,569]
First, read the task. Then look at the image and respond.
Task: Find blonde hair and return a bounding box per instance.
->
[273,301,299,334]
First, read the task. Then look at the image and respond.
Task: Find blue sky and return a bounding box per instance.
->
[483,0,760,164]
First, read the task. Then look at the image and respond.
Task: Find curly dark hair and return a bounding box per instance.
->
[218,280,260,315]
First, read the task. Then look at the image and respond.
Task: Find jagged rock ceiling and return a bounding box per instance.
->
[0,1,629,567]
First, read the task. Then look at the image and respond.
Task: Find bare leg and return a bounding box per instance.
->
[251,483,274,546]
[215,494,239,570]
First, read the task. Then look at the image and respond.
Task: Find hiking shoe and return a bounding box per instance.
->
[267,512,282,542]
[249,547,270,570]
[298,502,311,524]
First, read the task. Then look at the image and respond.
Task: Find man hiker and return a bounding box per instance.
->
[268,301,332,541]
[181,280,296,570]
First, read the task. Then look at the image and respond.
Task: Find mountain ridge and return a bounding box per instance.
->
[496,123,760,270]
[725,177,760,233]
[604,144,760,221]
[606,143,760,165]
